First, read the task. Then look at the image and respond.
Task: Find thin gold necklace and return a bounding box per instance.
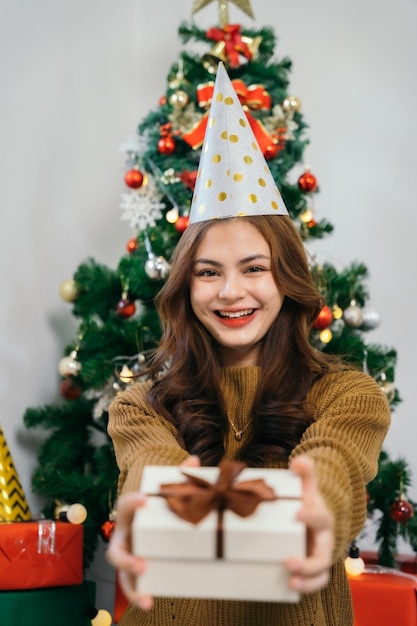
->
[227,415,254,441]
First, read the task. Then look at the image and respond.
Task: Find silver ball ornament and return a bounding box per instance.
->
[155,256,171,280]
[58,350,81,377]
[343,301,364,328]
[361,307,381,330]
[145,254,170,280]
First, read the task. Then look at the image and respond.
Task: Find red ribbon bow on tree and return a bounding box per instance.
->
[157,460,277,558]
[206,24,252,68]
[182,79,275,154]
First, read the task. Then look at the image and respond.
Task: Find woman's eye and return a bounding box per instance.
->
[197,269,217,277]
[245,266,265,273]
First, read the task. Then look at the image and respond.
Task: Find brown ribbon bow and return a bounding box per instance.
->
[157,460,277,558]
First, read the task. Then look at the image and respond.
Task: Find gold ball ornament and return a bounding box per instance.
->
[282,95,302,113]
[169,90,189,109]
[59,279,79,303]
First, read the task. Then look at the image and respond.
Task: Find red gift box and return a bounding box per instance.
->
[0,520,83,590]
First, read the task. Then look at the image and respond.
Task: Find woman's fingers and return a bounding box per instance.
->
[106,491,154,610]
[286,455,334,593]
[180,455,201,467]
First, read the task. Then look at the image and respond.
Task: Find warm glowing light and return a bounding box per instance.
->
[119,364,134,384]
[91,609,113,626]
[300,209,313,223]
[344,555,365,576]
[166,208,179,223]
[332,304,343,320]
[319,329,332,343]
[66,503,88,524]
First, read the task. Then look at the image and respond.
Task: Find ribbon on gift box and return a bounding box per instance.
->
[157,460,281,559]
[37,520,56,554]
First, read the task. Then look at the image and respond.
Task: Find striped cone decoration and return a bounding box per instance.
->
[0,424,32,521]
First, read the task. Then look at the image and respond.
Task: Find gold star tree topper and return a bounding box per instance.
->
[192,0,255,26]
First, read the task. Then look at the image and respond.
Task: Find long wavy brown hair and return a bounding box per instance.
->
[146,215,345,466]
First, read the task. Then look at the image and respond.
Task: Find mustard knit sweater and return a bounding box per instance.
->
[108,367,391,626]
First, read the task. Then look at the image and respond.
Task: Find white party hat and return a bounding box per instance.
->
[189,62,288,223]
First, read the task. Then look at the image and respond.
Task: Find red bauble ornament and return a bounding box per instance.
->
[60,377,82,400]
[175,216,189,233]
[126,238,138,254]
[159,95,167,106]
[158,135,176,155]
[100,519,116,542]
[124,169,144,189]
[116,298,136,318]
[312,305,333,330]
[390,498,414,523]
[264,142,279,160]
[298,171,318,192]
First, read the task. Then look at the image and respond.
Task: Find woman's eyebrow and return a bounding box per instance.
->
[194,254,270,267]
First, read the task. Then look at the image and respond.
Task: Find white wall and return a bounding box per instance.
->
[1,0,416,617]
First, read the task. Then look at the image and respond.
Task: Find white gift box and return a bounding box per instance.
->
[133,465,305,602]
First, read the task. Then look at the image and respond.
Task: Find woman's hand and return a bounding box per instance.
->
[285,455,335,593]
[106,456,201,610]
[106,491,153,610]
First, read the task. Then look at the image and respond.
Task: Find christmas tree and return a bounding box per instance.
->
[23,0,410,569]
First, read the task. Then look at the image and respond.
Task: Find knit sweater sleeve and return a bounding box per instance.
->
[290,370,391,561]
[108,381,189,495]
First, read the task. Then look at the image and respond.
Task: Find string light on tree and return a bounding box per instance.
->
[319,328,332,344]
[344,541,365,577]
[55,502,88,525]
[86,606,113,626]
[166,207,179,223]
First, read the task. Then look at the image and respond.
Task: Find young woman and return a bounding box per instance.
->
[106,214,391,626]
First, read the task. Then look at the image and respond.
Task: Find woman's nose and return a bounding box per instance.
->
[218,274,245,300]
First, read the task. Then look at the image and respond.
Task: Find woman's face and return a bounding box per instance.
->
[190,219,284,367]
